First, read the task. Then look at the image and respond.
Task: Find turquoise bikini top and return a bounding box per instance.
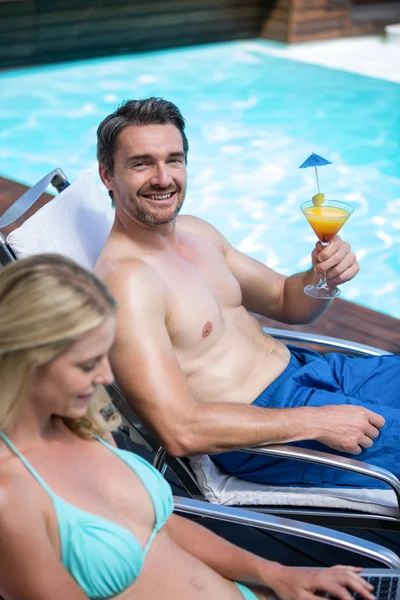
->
[0,431,174,599]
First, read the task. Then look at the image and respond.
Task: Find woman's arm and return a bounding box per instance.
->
[165,514,275,585]
[165,515,375,600]
[0,477,88,600]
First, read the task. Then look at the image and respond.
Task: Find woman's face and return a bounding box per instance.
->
[29,315,116,420]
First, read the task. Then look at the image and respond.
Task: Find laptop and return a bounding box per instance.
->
[320,568,400,599]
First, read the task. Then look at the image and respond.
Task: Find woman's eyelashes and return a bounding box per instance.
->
[78,360,98,373]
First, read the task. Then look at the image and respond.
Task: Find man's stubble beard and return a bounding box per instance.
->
[126,188,186,226]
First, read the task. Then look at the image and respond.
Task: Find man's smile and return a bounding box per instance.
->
[140,191,178,206]
[142,192,175,201]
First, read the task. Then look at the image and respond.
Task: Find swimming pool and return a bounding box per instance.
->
[1,40,399,318]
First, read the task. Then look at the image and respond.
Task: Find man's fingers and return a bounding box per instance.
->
[342,425,380,452]
[316,236,342,258]
[326,262,359,286]
[345,444,363,455]
[319,247,350,274]
[368,411,385,428]
[358,435,374,449]
[318,406,385,455]
[365,424,381,440]
[344,423,381,452]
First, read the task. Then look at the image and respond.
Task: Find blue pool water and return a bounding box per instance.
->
[1,40,399,318]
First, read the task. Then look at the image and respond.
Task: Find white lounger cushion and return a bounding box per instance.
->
[7,171,398,517]
[189,455,399,517]
[7,171,114,271]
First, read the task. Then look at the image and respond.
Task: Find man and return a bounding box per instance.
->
[95,97,399,488]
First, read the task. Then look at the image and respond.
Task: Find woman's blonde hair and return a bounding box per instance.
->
[0,254,121,438]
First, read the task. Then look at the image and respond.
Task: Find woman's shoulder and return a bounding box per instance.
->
[0,461,82,600]
[0,464,44,524]
[0,467,27,506]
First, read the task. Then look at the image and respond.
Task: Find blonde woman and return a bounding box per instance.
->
[0,254,374,600]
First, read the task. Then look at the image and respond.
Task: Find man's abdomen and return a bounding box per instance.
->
[176,308,290,405]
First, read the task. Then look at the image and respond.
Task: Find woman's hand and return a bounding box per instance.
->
[268,564,375,600]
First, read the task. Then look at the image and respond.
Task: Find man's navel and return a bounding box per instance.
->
[202,321,213,338]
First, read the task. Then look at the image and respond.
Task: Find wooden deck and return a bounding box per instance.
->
[1,174,399,354]
[257,299,400,355]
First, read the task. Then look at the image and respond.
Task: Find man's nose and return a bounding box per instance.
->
[150,164,172,187]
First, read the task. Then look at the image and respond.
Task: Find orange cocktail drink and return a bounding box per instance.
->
[300,199,354,299]
[302,205,350,244]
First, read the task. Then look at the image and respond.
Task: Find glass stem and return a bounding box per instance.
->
[317,272,329,290]
[317,242,329,289]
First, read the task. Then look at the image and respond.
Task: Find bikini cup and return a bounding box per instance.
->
[0,432,174,599]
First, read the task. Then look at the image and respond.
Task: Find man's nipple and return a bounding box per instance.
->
[202,321,213,338]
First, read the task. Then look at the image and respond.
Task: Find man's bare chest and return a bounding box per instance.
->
[150,247,242,351]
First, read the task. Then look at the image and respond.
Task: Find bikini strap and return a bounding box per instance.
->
[0,430,55,497]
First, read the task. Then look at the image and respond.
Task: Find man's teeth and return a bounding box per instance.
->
[145,193,174,200]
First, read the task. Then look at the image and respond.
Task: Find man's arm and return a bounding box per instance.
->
[184,217,359,325]
[104,261,382,457]
[228,238,358,324]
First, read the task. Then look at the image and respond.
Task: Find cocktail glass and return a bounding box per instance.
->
[300,199,354,299]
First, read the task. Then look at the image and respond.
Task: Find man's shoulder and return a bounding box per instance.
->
[96,255,163,296]
[178,214,215,232]
[177,215,226,246]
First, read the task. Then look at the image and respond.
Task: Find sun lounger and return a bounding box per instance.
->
[1,169,399,536]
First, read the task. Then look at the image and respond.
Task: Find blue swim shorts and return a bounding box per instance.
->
[212,345,400,488]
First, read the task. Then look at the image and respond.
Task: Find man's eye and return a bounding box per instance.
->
[133,162,146,168]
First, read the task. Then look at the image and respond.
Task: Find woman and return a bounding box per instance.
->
[0,254,374,600]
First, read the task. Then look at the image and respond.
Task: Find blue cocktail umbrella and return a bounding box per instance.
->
[299,152,332,195]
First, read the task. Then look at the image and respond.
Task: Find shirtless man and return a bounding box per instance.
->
[95,97,400,488]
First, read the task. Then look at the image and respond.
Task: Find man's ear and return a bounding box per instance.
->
[99,164,113,193]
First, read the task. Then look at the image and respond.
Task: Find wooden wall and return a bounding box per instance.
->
[290,0,351,44]
[1,0,400,69]
[0,0,260,68]
[261,0,400,44]
[260,0,291,44]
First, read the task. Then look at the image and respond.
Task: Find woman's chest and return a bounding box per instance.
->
[26,442,158,549]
